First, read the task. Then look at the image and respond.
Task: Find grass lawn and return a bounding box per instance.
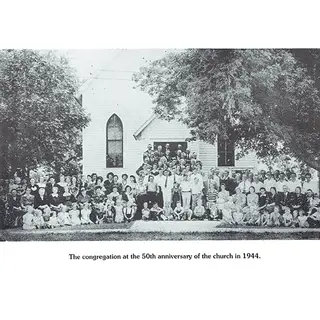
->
[1,220,320,241]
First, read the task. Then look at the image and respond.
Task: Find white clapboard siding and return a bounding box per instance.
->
[199,141,217,172]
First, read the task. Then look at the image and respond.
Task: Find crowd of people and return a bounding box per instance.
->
[0,142,320,230]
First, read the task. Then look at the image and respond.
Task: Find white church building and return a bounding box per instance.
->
[78,49,259,177]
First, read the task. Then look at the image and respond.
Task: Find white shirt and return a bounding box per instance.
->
[238,180,251,193]
[180,180,192,192]
[275,180,287,193]
[191,179,203,195]
[155,175,166,188]
[264,178,276,192]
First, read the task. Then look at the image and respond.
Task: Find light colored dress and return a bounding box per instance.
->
[114,205,124,223]
[23,213,35,230]
[70,210,81,226]
[49,216,58,228]
[81,209,92,224]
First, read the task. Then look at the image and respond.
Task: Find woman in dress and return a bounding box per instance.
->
[246,186,259,210]
[233,187,246,211]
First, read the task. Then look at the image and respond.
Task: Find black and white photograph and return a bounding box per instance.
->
[1,48,320,241]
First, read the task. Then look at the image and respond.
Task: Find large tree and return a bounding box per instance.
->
[133,49,320,171]
[0,50,90,178]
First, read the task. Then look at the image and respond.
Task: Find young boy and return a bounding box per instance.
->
[283,206,293,227]
[298,209,308,228]
[22,206,36,230]
[306,207,320,228]
[260,209,270,227]
[173,201,185,220]
[268,205,281,227]
[291,209,299,228]
[150,202,163,221]
[33,209,45,229]
[192,199,206,220]
[141,201,150,221]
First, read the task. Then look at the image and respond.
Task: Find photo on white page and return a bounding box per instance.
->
[1,48,320,241]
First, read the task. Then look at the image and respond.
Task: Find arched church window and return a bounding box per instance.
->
[106,114,123,168]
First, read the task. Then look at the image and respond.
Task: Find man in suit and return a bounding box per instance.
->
[279,185,293,211]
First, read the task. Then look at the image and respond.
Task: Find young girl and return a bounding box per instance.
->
[163,201,174,220]
[173,201,185,220]
[242,207,252,225]
[141,201,150,221]
[249,207,261,226]
[57,205,71,226]
[114,199,124,223]
[33,209,45,229]
[283,206,293,227]
[81,202,92,225]
[291,209,299,228]
[22,206,36,230]
[48,212,58,228]
[69,203,81,226]
[193,198,206,220]
[232,209,244,225]
[260,209,270,226]
[268,205,281,227]
[105,204,115,223]
[298,209,308,228]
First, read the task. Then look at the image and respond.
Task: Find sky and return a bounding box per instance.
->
[57,49,179,85]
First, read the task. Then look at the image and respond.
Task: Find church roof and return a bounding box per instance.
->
[133,114,158,140]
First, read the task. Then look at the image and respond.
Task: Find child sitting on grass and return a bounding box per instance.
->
[173,201,185,220]
[306,207,320,228]
[283,206,293,227]
[193,199,206,220]
[105,204,115,223]
[242,207,252,225]
[69,203,81,226]
[81,202,92,225]
[33,209,45,229]
[141,202,150,221]
[114,199,124,223]
[22,206,36,230]
[260,209,270,227]
[232,208,244,225]
[57,205,71,226]
[48,211,58,228]
[149,202,164,221]
[249,207,260,226]
[163,201,174,220]
[268,205,281,227]
[207,202,217,221]
[298,209,308,228]
[291,209,299,228]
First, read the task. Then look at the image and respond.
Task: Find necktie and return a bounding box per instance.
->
[174,175,176,183]
[165,177,168,188]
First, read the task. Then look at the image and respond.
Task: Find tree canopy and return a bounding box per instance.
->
[0,50,90,178]
[133,49,320,171]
